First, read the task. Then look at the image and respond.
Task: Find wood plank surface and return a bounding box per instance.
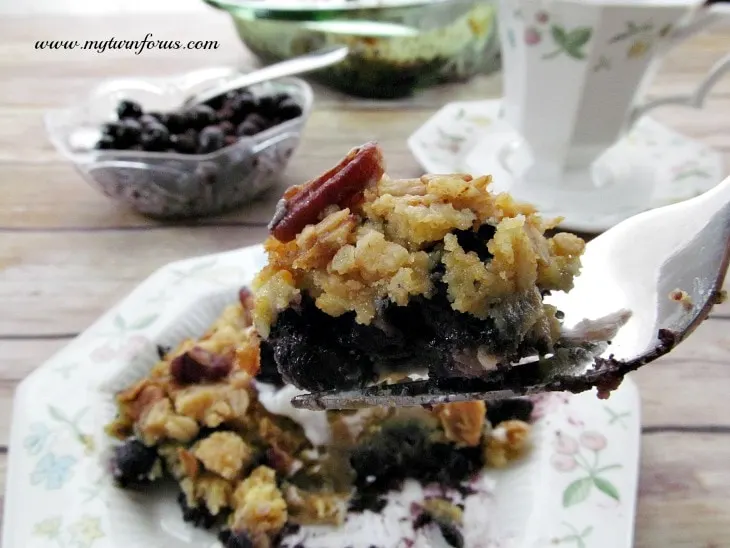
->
[1,8,729,548]
[635,433,730,548]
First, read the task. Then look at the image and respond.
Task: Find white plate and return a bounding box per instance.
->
[3,245,641,548]
[407,99,726,233]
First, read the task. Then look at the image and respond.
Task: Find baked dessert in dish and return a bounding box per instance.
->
[106,291,535,548]
[254,141,586,393]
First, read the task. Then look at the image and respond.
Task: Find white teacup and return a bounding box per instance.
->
[492,0,730,212]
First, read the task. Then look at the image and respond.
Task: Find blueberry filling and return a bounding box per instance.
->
[485,397,534,426]
[349,421,483,494]
[177,491,219,529]
[266,271,529,392]
[111,438,159,488]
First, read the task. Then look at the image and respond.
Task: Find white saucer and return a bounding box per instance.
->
[407,99,726,232]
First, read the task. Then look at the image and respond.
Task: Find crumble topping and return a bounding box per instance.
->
[193,432,253,480]
[669,288,693,311]
[254,167,584,337]
[434,401,486,447]
[483,419,531,468]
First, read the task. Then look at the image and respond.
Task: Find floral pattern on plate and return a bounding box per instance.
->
[4,246,640,548]
[407,99,726,233]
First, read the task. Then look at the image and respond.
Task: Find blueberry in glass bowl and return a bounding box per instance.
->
[45,68,313,219]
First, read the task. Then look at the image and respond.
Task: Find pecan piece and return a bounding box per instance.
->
[269,141,385,242]
[128,384,166,422]
[238,286,255,326]
[170,347,233,385]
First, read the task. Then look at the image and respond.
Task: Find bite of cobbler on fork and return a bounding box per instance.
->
[254,141,586,395]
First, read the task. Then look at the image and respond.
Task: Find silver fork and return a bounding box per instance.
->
[292,175,730,410]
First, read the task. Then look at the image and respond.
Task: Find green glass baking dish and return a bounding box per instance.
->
[204,0,501,99]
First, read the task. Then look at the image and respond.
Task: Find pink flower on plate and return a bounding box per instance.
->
[580,431,608,452]
[551,453,577,472]
[530,392,570,421]
[90,343,116,362]
[566,409,585,428]
[554,431,579,455]
[524,27,542,45]
[535,10,549,24]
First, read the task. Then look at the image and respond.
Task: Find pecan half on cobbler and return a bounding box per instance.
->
[253,142,586,393]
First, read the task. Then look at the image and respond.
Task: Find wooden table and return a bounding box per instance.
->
[1,10,729,548]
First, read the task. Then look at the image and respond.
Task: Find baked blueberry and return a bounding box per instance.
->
[173,129,198,154]
[277,98,303,120]
[453,223,496,262]
[257,94,278,117]
[198,125,226,154]
[237,113,269,137]
[101,121,124,139]
[349,420,483,493]
[220,529,254,548]
[111,438,159,487]
[116,99,143,120]
[218,120,235,135]
[165,112,186,134]
[139,113,163,127]
[236,120,260,137]
[247,113,269,128]
[438,522,464,548]
[117,119,143,148]
[177,492,217,529]
[228,93,257,123]
[485,398,534,426]
[139,123,170,152]
[186,104,217,130]
[95,134,116,150]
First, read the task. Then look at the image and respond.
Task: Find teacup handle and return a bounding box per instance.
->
[628,52,730,126]
[627,3,730,127]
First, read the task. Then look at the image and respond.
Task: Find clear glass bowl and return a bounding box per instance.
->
[205,0,500,99]
[45,70,313,219]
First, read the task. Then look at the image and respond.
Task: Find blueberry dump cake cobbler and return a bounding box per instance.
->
[106,292,535,548]
[253,141,586,393]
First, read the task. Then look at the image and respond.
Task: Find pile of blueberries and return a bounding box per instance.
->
[95,87,303,155]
